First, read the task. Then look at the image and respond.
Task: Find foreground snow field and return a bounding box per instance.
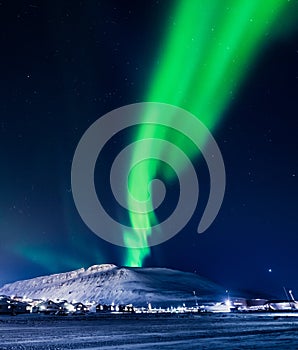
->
[0,313,298,349]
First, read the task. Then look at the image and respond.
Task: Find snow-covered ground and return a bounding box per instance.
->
[0,313,298,349]
[0,264,227,306]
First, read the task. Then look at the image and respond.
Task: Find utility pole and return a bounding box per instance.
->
[193,291,198,309]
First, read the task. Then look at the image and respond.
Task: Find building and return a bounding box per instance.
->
[0,296,14,315]
[32,300,61,314]
[118,304,135,313]
[72,302,88,314]
[96,303,113,313]
[0,296,31,315]
[265,300,298,311]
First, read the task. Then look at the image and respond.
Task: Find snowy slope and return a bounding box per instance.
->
[0,264,226,306]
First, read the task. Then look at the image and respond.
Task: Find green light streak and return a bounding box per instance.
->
[123,0,291,266]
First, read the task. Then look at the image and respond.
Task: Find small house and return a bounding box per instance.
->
[72,302,88,314]
[96,303,113,313]
[32,300,60,314]
[118,304,135,313]
[57,300,75,314]
[0,297,30,315]
[0,297,13,315]
[12,301,31,314]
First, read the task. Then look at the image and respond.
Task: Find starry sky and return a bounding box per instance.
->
[0,0,297,299]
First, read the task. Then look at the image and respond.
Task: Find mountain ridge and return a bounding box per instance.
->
[0,264,227,307]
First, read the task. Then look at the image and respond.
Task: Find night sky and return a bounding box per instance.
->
[1,0,298,299]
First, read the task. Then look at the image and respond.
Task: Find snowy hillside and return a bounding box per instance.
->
[0,264,226,306]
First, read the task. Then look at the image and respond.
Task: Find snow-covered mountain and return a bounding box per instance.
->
[0,264,226,307]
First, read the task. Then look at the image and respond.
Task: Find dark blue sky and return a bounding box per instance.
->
[0,0,297,299]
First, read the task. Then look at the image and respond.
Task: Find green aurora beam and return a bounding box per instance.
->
[123,0,293,267]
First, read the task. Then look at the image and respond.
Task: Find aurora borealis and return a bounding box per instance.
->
[0,0,297,298]
[126,0,294,266]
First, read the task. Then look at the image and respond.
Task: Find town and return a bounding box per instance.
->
[1,290,298,316]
